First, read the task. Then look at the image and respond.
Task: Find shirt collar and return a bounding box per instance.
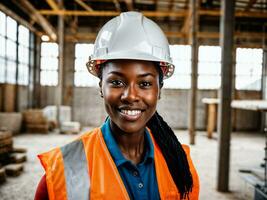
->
[101,118,154,167]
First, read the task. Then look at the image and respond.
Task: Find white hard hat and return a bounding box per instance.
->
[87,11,175,79]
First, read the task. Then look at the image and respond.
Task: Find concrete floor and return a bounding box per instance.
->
[0,129,264,200]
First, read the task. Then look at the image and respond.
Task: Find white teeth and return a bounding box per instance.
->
[121,110,141,116]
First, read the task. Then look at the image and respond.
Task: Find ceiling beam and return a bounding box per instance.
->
[198,31,264,40]
[181,8,192,36]
[198,9,267,18]
[125,0,134,11]
[245,0,258,11]
[38,10,187,17]
[17,0,57,41]
[0,3,37,33]
[113,0,121,12]
[74,0,94,12]
[38,8,267,19]
[46,0,59,11]
[64,31,265,41]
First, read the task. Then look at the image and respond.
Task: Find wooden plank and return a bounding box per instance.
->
[202,98,219,104]
[39,10,188,17]
[12,147,27,153]
[16,0,57,41]
[0,131,12,140]
[5,163,23,177]
[38,9,267,19]
[207,104,217,139]
[46,0,59,11]
[0,168,6,183]
[125,0,134,11]
[75,0,94,12]
[231,100,267,111]
[245,0,258,11]
[113,0,121,12]
[9,153,27,164]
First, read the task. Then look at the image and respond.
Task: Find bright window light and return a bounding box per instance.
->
[74,43,98,87]
[0,11,6,36]
[198,45,221,89]
[235,48,263,90]
[40,42,59,86]
[6,16,17,41]
[163,45,191,89]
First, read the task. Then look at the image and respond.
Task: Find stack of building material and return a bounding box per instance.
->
[22,109,49,133]
[43,105,81,134]
[0,130,13,164]
[0,131,27,183]
[61,121,81,134]
[0,113,22,135]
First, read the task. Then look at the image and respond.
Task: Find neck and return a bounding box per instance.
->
[110,120,146,165]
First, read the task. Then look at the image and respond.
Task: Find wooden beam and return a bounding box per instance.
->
[168,0,175,11]
[38,8,267,19]
[38,9,188,17]
[245,0,258,11]
[188,0,199,145]
[113,0,121,12]
[17,0,57,41]
[217,0,235,192]
[181,9,192,36]
[64,31,264,42]
[46,0,59,11]
[74,0,94,12]
[199,9,267,18]
[125,0,134,11]
[198,31,264,40]
[0,3,37,33]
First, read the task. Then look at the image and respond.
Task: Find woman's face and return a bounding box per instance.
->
[100,60,161,134]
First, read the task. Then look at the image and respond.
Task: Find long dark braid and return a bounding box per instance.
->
[147,63,193,199]
[147,112,193,199]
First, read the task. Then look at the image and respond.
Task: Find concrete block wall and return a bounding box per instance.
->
[35,86,258,131]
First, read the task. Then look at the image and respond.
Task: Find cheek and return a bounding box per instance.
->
[144,89,159,107]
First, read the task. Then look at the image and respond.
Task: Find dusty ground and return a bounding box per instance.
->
[0,129,264,200]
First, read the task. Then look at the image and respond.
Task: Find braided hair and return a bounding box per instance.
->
[147,63,193,199]
[99,61,193,199]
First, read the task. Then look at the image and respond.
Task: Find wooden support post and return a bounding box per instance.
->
[207,104,217,139]
[188,0,198,145]
[261,26,267,131]
[57,0,64,125]
[217,0,235,192]
[33,36,41,108]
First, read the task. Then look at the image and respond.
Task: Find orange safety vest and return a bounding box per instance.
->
[38,127,199,200]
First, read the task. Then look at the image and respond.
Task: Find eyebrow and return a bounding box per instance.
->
[108,71,156,78]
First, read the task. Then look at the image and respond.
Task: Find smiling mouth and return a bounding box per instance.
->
[118,109,143,121]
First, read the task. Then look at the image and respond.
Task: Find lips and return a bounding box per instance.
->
[118,108,143,121]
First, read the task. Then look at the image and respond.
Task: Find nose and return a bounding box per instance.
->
[121,84,139,103]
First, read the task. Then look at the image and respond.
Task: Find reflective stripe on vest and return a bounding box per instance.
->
[60,140,90,200]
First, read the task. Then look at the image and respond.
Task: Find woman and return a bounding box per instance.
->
[35,11,199,200]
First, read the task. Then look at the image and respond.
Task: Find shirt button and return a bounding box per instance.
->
[138,183,143,188]
[133,171,138,176]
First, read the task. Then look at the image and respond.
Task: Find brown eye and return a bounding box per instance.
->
[110,80,124,87]
[139,81,152,88]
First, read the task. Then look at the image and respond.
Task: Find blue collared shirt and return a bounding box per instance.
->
[101,119,160,200]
